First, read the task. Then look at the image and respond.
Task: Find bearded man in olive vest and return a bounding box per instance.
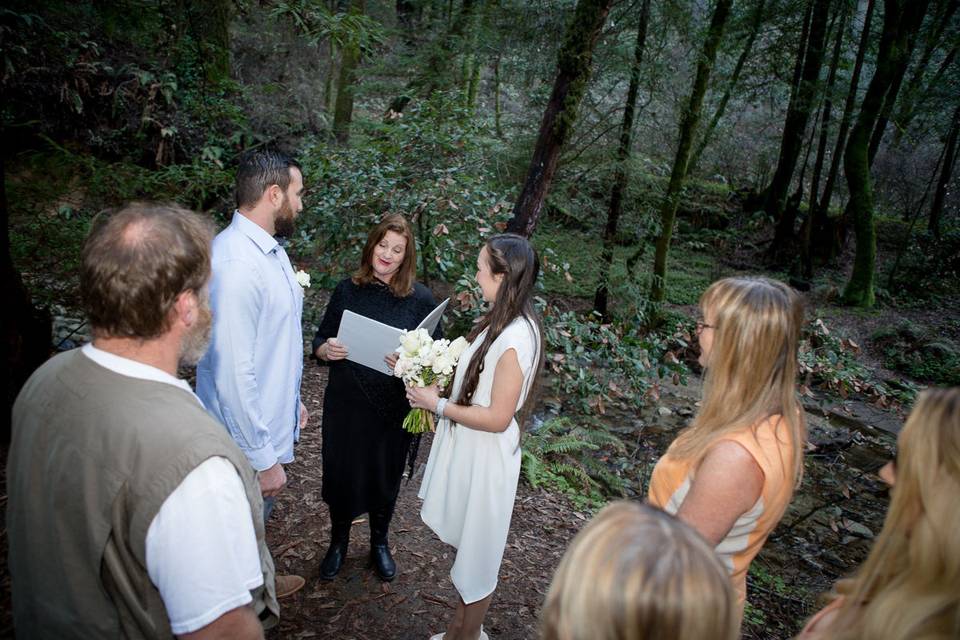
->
[7,203,279,639]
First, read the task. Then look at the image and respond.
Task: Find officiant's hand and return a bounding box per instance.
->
[318,337,348,361]
[406,384,441,413]
[384,353,399,371]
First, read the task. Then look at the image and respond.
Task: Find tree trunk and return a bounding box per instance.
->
[650,0,734,304]
[892,0,958,145]
[767,0,831,259]
[800,0,849,277]
[689,0,767,174]
[494,54,503,137]
[2,153,52,444]
[326,39,338,113]
[894,39,958,138]
[866,9,924,164]
[814,0,875,259]
[422,0,476,95]
[929,100,960,237]
[506,0,615,237]
[593,0,651,320]
[333,0,365,144]
[843,0,931,307]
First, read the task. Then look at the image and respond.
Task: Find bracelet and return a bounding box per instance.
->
[435,398,448,419]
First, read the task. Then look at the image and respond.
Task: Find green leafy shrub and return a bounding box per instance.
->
[872,322,960,386]
[295,93,511,284]
[799,319,917,406]
[521,417,627,508]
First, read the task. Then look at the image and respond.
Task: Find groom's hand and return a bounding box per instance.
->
[299,401,309,430]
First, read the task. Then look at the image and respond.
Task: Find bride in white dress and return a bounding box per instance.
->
[406,234,543,640]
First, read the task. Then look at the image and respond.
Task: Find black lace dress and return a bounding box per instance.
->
[313,278,441,519]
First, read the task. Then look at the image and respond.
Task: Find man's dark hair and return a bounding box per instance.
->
[235,148,301,209]
[80,203,214,339]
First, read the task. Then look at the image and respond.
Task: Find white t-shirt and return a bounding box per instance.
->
[82,345,263,634]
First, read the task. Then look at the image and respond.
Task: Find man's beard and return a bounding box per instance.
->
[274,196,296,238]
[179,300,213,367]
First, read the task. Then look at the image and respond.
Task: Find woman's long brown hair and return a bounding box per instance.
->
[453,234,544,430]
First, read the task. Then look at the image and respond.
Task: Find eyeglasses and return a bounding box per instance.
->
[695,320,715,335]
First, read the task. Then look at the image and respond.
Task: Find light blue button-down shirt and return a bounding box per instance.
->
[197,212,304,471]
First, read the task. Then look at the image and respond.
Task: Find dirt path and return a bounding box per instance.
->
[265,362,584,640]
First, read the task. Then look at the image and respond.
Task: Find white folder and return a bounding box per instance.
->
[336,298,449,375]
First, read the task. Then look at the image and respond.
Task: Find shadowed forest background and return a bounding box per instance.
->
[2,0,959,638]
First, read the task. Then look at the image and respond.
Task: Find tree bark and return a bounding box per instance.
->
[892,0,958,145]
[843,0,931,307]
[422,0,477,95]
[689,0,767,174]
[767,0,831,259]
[2,153,51,444]
[866,7,925,164]
[593,0,651,320]
[650,0,734,304]
[800,0,849,277]
[333,0,365,144]
[894,38,958,139]
[505,0,615,237]
[929,100,960,237]
[494,54,503,137]
[814,0,875,258]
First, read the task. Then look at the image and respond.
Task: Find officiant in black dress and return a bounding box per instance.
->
[312,213,441,582]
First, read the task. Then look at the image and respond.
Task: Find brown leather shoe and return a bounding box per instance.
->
[275,574,305,599]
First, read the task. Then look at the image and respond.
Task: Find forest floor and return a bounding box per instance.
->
[259,349,899,640]
[0,349,897,640]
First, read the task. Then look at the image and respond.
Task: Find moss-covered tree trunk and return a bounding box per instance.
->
[506,0,614,237]
[929,100,960,238]
[174,0,232,84]
[333,0,365,144]
[767,0,831,259]
[494,54,503,137]
[843,0,931,307]
[813,0,875,262]
[421,0,476,95]
[689,0,766,174]
[650,0,733,304]
[593,0,651,320]
[800,0,849,277]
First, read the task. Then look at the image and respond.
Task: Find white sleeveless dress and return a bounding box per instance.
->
[418,316,540,604]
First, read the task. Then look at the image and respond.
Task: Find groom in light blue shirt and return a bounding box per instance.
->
[197,149,308,597]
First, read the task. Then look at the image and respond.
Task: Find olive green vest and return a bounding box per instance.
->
[7,349,279,639]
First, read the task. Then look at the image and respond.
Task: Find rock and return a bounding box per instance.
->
[657,406,673,417]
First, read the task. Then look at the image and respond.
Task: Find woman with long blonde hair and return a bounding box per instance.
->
[648,276,806,619]
[541,501,738,640]
[800,387,960,639]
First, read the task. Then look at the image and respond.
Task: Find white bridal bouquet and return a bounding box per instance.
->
[394,329,469,434]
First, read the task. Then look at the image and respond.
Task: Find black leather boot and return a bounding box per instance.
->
[319,515,351,580]
[369,503,397,582]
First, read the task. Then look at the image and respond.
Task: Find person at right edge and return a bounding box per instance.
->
[648,276,807,631]
[312,213,441,582]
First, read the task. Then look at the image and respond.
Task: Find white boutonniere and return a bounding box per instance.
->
[295,269,311,288]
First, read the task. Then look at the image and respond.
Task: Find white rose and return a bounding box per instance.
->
[296,269,311,288]
[447,336,469,361]
[432,352,454,376]
[400,330,422,354]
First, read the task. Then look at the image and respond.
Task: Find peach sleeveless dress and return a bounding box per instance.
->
[648,415,798,608]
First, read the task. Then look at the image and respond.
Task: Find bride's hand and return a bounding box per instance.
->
[406,384,441,412]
